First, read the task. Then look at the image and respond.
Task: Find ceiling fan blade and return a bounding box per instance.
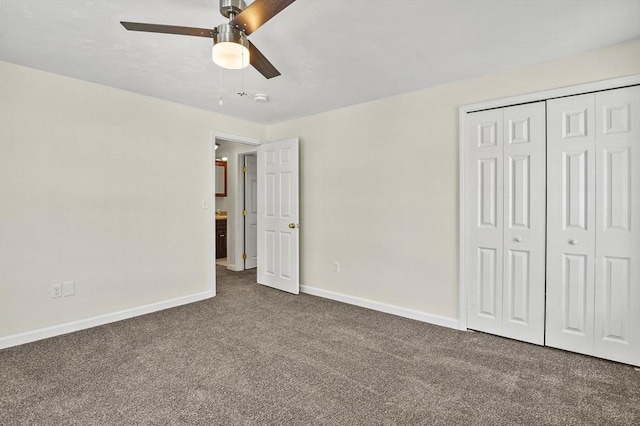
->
[229,0,296,35]
[120,22,216,38]
[249,41,280,79]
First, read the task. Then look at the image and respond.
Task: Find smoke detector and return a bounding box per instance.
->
[254,93,268,102]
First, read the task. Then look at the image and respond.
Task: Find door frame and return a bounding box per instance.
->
[458,75,640,331]
[210,132,263,295]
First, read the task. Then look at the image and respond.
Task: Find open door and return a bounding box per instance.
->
[243,154,258,269]
[257,138,299,294]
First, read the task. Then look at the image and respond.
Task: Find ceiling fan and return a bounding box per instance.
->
[120,0,296,79]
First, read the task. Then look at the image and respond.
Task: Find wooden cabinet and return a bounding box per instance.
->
[215,219,227,259]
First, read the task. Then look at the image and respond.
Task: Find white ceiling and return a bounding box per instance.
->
[1,0,639,124]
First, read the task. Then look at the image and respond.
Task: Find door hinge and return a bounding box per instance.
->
[242,253,247,260]
[242,166,247,173]
[242,210,247,216]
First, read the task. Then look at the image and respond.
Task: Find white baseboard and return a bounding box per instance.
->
[2,286,459,350]
[0,290,215,350]
[227,263,243,272]
[299,285,459,330]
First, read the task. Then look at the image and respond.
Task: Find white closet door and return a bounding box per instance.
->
[502,103,546,344]
[593,86,640,366]
[467,105,546,344]
[546,93,597,355]
[467,109,504,335]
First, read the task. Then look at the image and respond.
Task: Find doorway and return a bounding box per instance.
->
[212,135,261,274]
[210,132,301,297]
[214,150,257,270]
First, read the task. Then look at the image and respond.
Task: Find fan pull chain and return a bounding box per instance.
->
[237,37,247,97]
[218,66,223,106]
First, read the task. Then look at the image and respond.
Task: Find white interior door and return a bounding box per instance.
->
[257,138,299,294]
[466,104,546,344]
[593,86,640,366]
[501,103,546,345]
[466,108,504,336]
[546,93,597,355]
[244,154,258,269]
[547,87,640,366]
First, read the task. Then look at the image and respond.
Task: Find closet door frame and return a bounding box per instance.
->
[459,75,640,332]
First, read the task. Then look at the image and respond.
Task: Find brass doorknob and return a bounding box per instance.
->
[289,223,296,229]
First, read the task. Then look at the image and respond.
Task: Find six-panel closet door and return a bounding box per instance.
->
[466,102,546,345]
[546,86,640,366]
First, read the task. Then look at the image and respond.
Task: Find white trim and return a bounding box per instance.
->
[211,132,262,146]
[458,105,468,331]
[0,290,214,350]
[226,262,243,272]
[300,285,459,330]
[458,74,640,332]
[462,75,640,113]
[209,139,217,296]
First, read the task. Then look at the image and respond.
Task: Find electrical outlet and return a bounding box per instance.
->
[62,281,75,297]
[333,261,340,272]
[51,283,62,298]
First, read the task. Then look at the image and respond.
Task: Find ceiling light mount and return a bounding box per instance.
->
[219,0,246,19]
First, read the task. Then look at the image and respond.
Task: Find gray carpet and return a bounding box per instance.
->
[1,266,639,425]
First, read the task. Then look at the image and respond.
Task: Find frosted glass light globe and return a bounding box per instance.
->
[212,42,250,69]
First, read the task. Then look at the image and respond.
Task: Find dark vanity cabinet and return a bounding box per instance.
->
[215,219,227,259]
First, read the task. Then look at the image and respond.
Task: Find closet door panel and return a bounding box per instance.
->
[546,94,596,355]
[594,86,640,366]
[467,109,504,335]
[502,103,546,345]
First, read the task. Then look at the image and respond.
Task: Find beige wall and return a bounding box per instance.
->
[0,61,264,337]
[1,39,639,342]
[267,39,640,321]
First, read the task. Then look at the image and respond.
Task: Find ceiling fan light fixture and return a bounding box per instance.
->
[212,42,250,69]
[212,24,250,69]
[121,0,295,79]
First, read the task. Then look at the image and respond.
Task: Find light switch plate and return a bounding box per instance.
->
[201,199,209,209]
[62,281,75,297]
